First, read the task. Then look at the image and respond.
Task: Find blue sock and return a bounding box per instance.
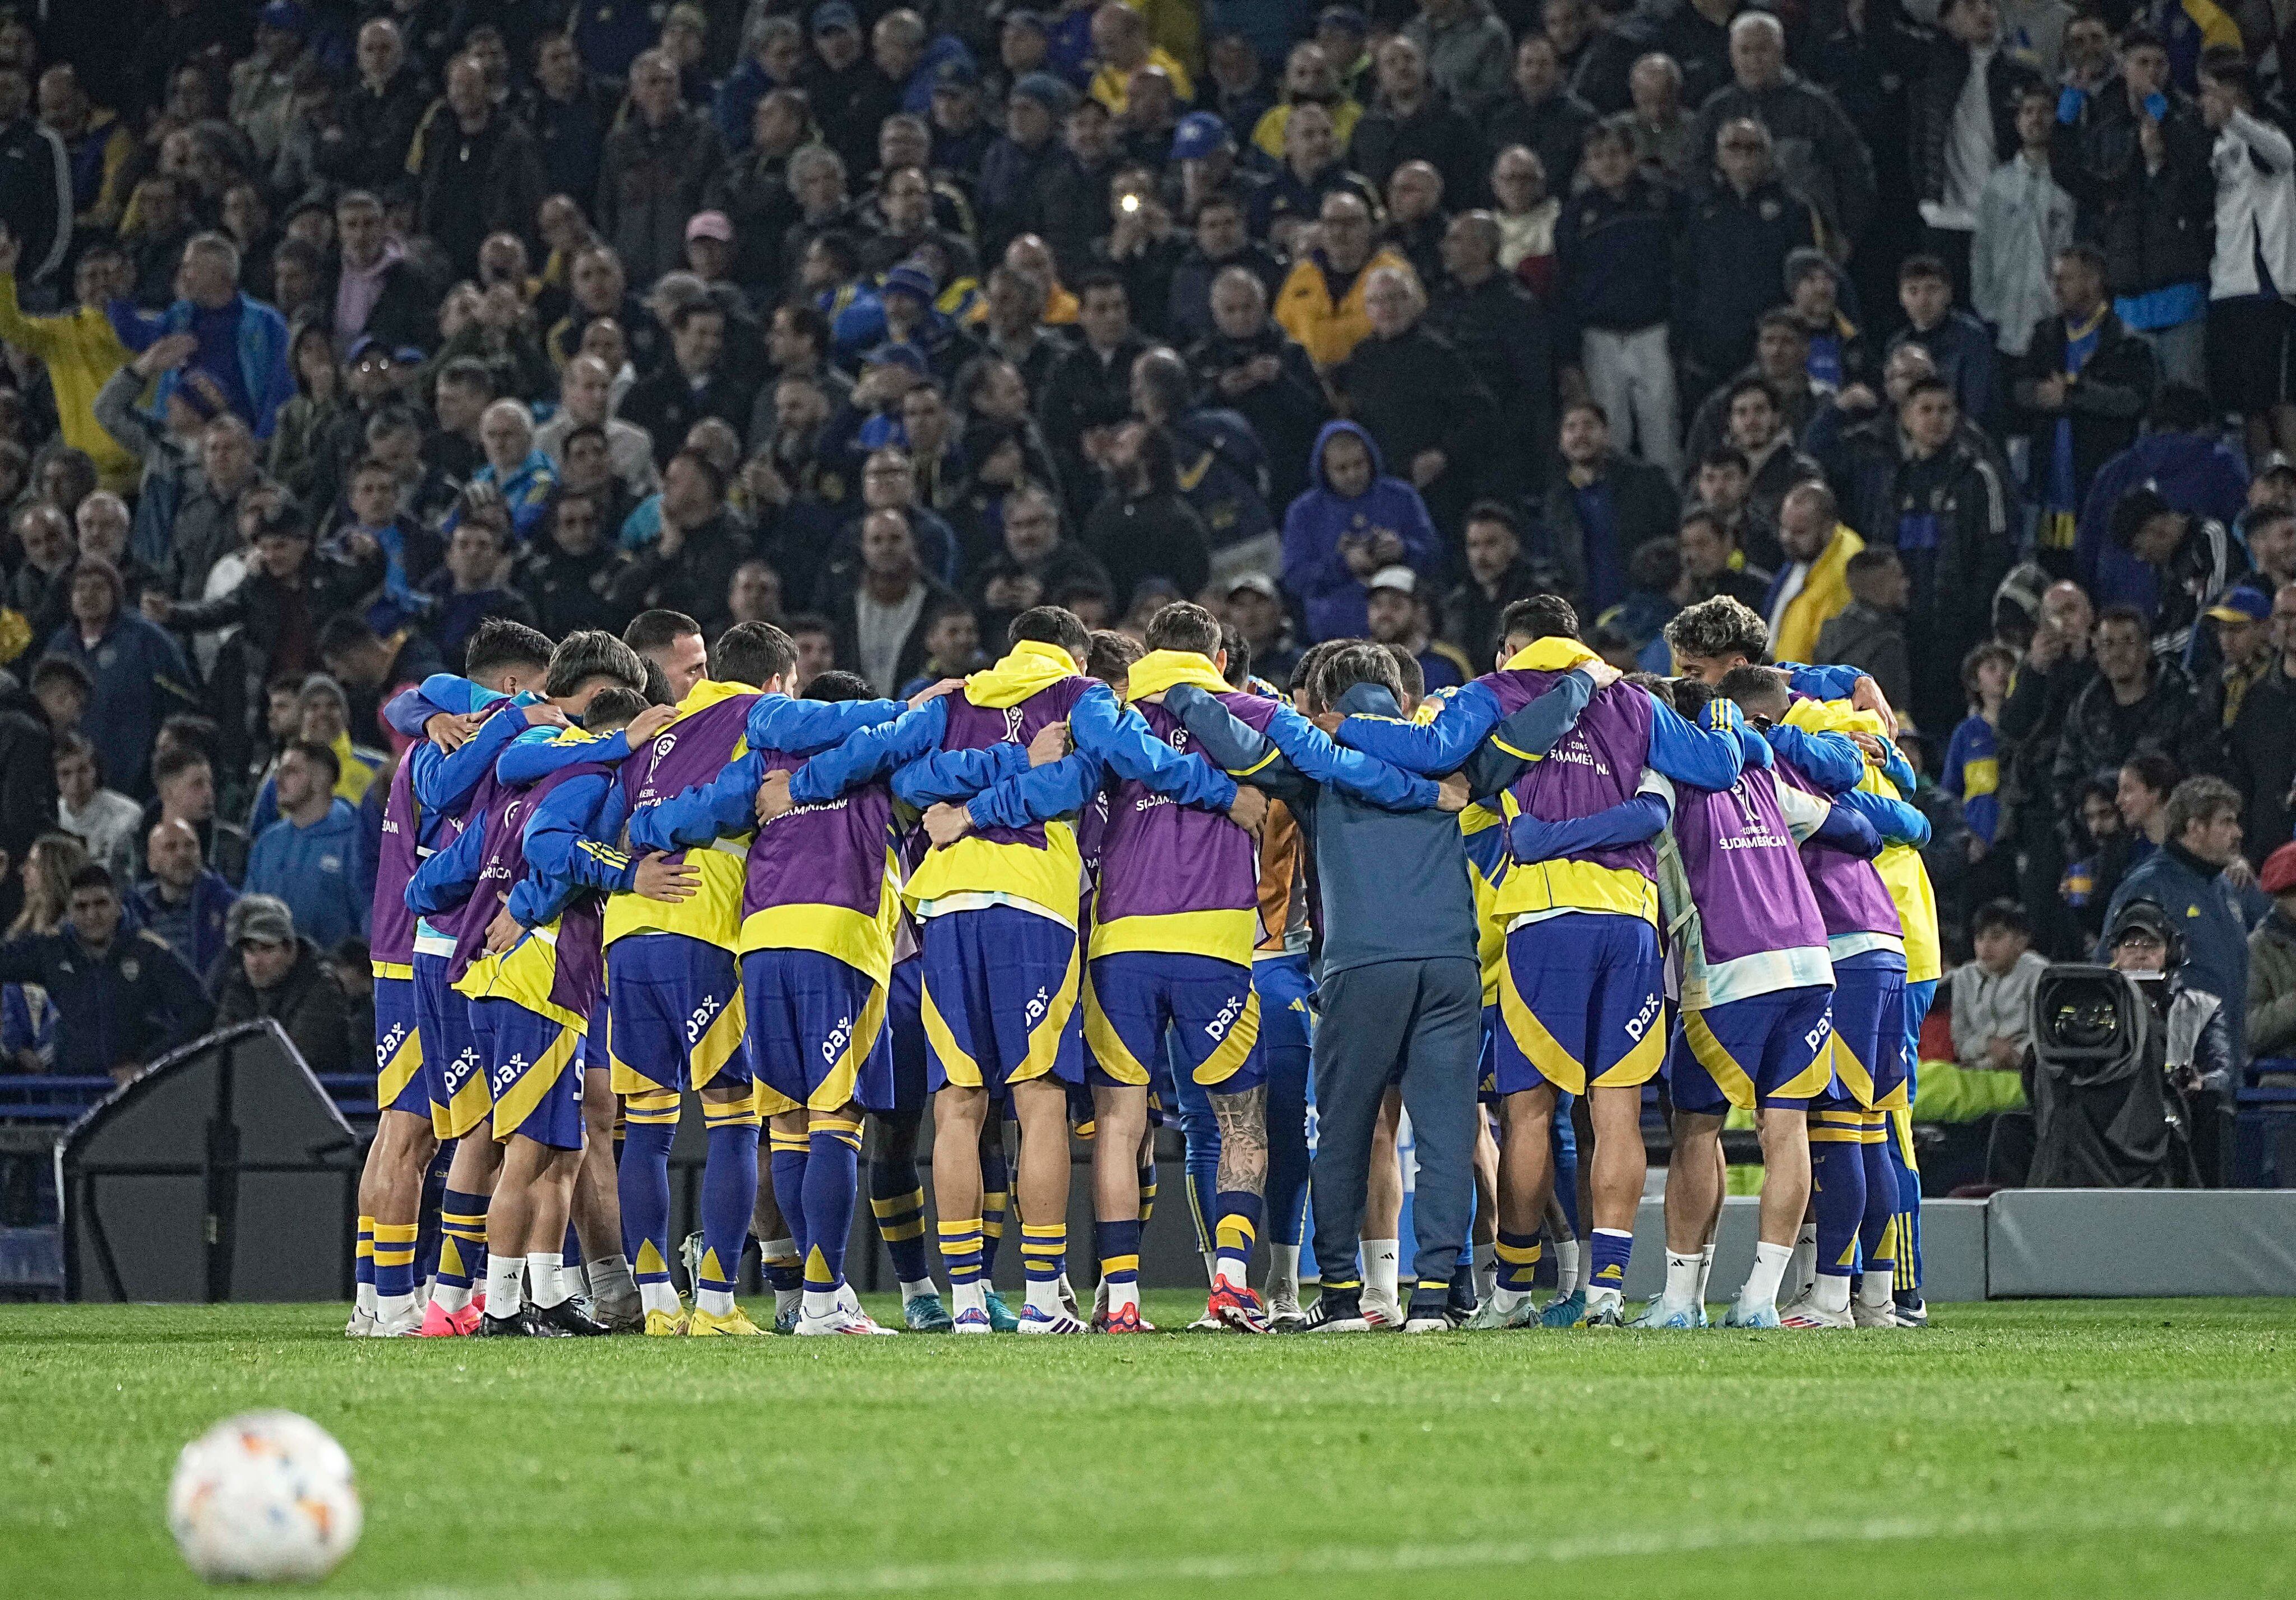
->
[1496,1229,1543,1296]
[768,1128,810,1281]
[1212,1189,1261,1286]
[354,1216,374,1301]
[1096,1218,1140,1301]
[1263,1044,1311,1247]
[617,1117,676,1288]
[698,1108,761,1306]
[869,1167,933,1287]
[436,1188,488,1294]
[1587,1227,1631,1297]
[1174,1071,1220,1259]
[372,1221,418,1303]
[1860,1124,1897,1281]
[802,1116,864,1299]
[1811,1112,1867,1285]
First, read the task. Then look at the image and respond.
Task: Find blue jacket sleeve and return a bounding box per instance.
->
[1876,739,1918,797]
[512,773,637,926]
[1839,787,1931,847]
[1647,697,1749,789]
[413,673,508,717]
[1163,685,1316,808]
[416,701,539,806]
[892,743,1029,808]
[1781,662,1867,701]
[1507,792,1670,861]
[404,814,487,916]
[496,724,631,785]
[1332,679,1503,773]
[748,693,910,755]
[788,699,949,804]
[1257,698,1441,810]
[628,753,766,851]
[1806,799,1883,859]
[1068,683,1237,808]
[1765,724,1866,794]
[382,685,447,740]
[966,749,1108,830]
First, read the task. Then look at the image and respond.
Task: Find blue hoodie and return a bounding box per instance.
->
[1280,420,1441,643]
[244,797,369,952]
[2075,429,2249,614]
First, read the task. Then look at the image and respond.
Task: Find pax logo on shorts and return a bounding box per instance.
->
[685,993,721,1044]
[1204,993,1246,1042]
[1624,991,1663,1042]
[375,1022,410,1070]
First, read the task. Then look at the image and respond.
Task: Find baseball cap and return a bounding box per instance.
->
[1171,111,1230,163]
[1367,565,1416,596]
[231,895,295,949]
[1227,572,1280,601]
[2262,841,2296,896]
[255,498,312,540]
[863,341,929,375]
[346,333,391,365]
[932,58,980,90]
[686,210,734,244]
[2206,586,2271,624]
[810,1,859,35]
[1011,71,1077,115]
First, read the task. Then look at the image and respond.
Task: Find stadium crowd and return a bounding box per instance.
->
[0,0,2293,1332]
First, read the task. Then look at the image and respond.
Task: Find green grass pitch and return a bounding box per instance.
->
[4,1295,2294,1598]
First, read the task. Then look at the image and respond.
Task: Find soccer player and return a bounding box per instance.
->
[1330,597,1748,1327]
[1159,643,1598,1330]
[766,607,1249,1332]
[629,651,1023,1334]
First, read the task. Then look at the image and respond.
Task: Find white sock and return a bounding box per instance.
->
[1266,1243,1300,1299]
[696,1284,737,1316]
[1056,1268,1077,1303]
[586,1253,636,1304]
[433,1281,473,1314]
[1025,1276,1063,1315]
[418,1276,434,1308]
[1364,1239,1400,1303]
[1788,1222,1818,1303]
[1857,1268,1894,1309]
[1739,1240,1792,1310]
[526,1253,567,1309]
[377,1290,415,1322]
[1813,1273,1851,1315]
[952,1279,986,1315]
[1491,1283,1531,1312]
[802,1286,840,1319]
[1473,1240,1498,1300]
[1554,1237,1582,1296]
[899,1276,938,1301]
[1213,1253,1248,1289]
[485,1256,524,1318]
[639,1280,681,1316]
[1107,1275,1140,1313]
[1661,1249,1702,1307]
[356,1279,378,1317]
[1696,1244,1715,1306]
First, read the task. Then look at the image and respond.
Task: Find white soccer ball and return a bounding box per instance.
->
[166,1411,362,1584]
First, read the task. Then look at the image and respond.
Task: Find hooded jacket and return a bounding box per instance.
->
[214,935,355,1075]
[2074,430,2251,616]
[1281,420,1442,642]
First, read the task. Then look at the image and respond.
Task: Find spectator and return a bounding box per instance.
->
[1087,3,1193,115]
[147,497,371,688]
[1891,254,1997,426]
[212,892,354,1074]
[1691,10,1877,251]
[0,862,211,1080]
[1331,264,1496,534]
[1764,479,1863,665]
[1363,565,1473,692]
[1557,118,1681,479]
[1903,0,2044,298]
[1942,641,2018,873]
[411,54,548,281]
[53,729,141,885]
[1487,33,1595,199]
[1040,271,1152,514]
[2074,383,2247,615]
[1272,189,1410,371]
[2052,604,2209,822]
[1283,419,1440,641]
[129,816,236,981]
[521,491,631,640]
[2105,485,2242,660]
[147,743,247,888]
[1249,41,1363,166]
[2016,245,2159,562]
[1188,265,1330,513]
[313,615,445,753]
[0,61,68,294]
[1950,898,2048,1072]
[1223,570,1301,686]
[1973,84,2078,364]
[7,503,76,646]
[1817,547,1915,725]
[0,236,134,494]
[45,555,196,798]
[1679,118,1818,398]
[1250,98,1378,245]
[107,232,294,442]
[243,740,365,953]
[831,507,957,695]
[1349,34,1482,203]
[1126,346,1273,558]
[609,449,752,636]
[622,301,749,471]
[1444,499,1548,663]
[1675,503,1775,612]
[1082,419,1212,610]
[536,357,660,504]
[1427,208,1557,496]
[2246,841,2296,1061]
[2227,582,2296,859]
[2196,586,2274,736]
[419,515,540,667]
[598,49,726,290]
[895,599,987,697]
[316,18,427,193]
[1543,398,1682,616]
[970,482,1112,643]
[2197,48,2296,467]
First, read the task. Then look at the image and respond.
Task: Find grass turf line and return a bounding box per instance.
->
[2,1295,2292,1598]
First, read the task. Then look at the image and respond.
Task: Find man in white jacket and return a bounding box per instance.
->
[2201,47,2296,465]
[1972,84,2076,359]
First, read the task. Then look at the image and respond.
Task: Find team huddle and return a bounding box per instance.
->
[342,586,1938,1339]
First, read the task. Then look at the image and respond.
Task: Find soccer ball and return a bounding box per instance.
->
[167,1411,362,1583]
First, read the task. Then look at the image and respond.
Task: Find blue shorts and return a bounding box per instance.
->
[886,958,928,1116]
[1085,950,1262,1097]
[1252,952,1316,1057]
[605,933,749,1100]
[918,907,1082,1092]
[1818,950,1909,1112]
[471,998,585,1149]
[742,948,893,1116]
[373,975,426,1119]
[414,952,488,1139]
[1668,985,1835,1114]
[1496,912,1667,1097]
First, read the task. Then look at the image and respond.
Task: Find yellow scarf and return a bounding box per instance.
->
[1783,697,1886,739]
[1124,649,1230,702]
[1502,637,1601,674]
[964,640,1081,708]
[669,677,755,724]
